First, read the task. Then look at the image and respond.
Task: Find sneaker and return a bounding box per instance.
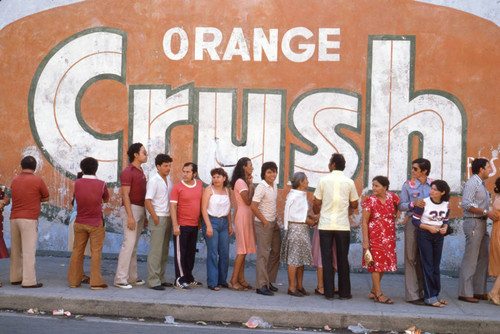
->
[188,280,203,287]
[130,279,145,286]
[90,283,108,290]
[174,278,191,291]
[114,283,132,289]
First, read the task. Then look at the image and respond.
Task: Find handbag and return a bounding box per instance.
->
[444,222,453,236]
[364,249,375,266]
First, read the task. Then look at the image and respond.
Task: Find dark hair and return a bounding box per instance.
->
[291,172,307,189]
[21,156,37,170]
[261,161,278,179]
[431,180,450,202]
[230,157,251,189]
[155,153,173,167]
[372,175,390,190]
[412,158,431,176]
[471,158,489,175]
[495,177,500,194]
[211,168,229,187]
[127,143,144,163]
[183,162,198,175]
[80,157,98,175]
[329,153,346,171]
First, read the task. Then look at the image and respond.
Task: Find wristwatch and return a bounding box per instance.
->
[483,209,488,216]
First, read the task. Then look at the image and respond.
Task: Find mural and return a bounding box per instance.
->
[0,0,499,271]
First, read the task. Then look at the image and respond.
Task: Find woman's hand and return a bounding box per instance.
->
[206,225,214,238]
[439,225,448,235]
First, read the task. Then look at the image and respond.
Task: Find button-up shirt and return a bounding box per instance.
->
[253,180,278,222]
[283,189,308,230]
[462,174,490,217]
[145,172,172,216]
[314,170,359,231]
[398,177,432,217]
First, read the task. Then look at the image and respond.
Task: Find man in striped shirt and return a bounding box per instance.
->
[458,158,498,303]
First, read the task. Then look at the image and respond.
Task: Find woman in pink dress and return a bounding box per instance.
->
[228,157,256,291]
[361,175,399,304]
[0,185,11,288]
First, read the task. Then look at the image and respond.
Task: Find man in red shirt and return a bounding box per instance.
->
[68,157,109,290]
[114,143,148,289]
[9,156,49,288]
[170,162,203,290]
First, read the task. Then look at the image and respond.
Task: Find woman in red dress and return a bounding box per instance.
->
[0,185,11,287]
[361,176,399,304]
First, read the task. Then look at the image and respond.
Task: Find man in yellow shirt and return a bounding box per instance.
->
[313,153,359,300]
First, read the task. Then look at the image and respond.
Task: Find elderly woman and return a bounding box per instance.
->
[412,180,450,307]
[201,168,233,291]
[488,177,500,306]
[361,175,399,304]
[281,172,315,297]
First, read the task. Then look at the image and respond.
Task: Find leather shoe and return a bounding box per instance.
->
[458,296,479,303]
[256,286,274,296]
[339,295,353,300]
[11,281,22,285]
[473,294,488,300]
[407,298,425,306]
[151,285,166,291]
[161,282,173,287]
[269,283,278,292]
[22,283,43,288]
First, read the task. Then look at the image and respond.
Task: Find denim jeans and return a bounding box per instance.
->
[417,229,444,304]
[202,216,230,287]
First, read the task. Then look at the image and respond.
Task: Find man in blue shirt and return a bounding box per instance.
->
[399,158,432,305]
[458,158,498,303]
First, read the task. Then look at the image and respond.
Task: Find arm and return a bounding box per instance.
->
[349,200,359,210]
[145,199,159,226]
[0,194,9,210]
[439,209,450,235]
[227,189,233,236]
[201,187,213,237]
[461,180,497,219]
[251,201,269,227]
[398,183,412,212]
[121,186,136,230]
[312,197,322,215]
[170,202,180,236]
[361,208,371,249]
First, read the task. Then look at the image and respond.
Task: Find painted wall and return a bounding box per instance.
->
[0,0,498,272]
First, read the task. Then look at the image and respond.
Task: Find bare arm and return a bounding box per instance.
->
[227,189,233,236]
[0,194,10,209]
[251,201,269,227]
[201,187,213,237]
[361,209,371,249]
[349,200,359,210]
[145,199,159,226]
[170,202,180,236]
[121,185,136,230]
[312,197,322,215]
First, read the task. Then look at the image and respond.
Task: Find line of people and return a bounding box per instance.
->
[0,147,499,308]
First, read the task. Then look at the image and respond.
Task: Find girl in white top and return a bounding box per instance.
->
[201,168,233,291]
[280,172,315,297]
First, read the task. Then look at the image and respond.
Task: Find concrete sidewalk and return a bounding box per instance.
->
[0,256,498,333]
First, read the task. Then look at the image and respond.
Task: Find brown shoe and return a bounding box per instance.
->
[11,281,22,285]
[22,283,43,288]
[473,294,488,300]
[458,296,479,303]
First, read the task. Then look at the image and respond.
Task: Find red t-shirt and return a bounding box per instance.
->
[75,177,109,227]
[10,172,49,220]
[120,163,146,207]
[170,180,203,226]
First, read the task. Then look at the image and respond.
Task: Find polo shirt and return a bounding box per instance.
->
[74,175,109,226]
[253,180,278,222]
[120,163,147,207]
[170,180,203,227]
[145,172,172,216]
[10,172,49,220]
[314,170,359,231]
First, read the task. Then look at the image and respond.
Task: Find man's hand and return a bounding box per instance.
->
[153,216,160,226]
[487,210,499,221]
[127,215,136,230]
[263,219,269,228]
[144,216,148,228]
[173,226,180,236]
[414,199,426,208]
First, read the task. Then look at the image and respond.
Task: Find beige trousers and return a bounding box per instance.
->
[114,205,145,284]
[10,218,38,286]
[254,220,281,289]
[147,216,172,287]
[404,219,424,301]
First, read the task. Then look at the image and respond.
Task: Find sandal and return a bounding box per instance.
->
[369,290,376,299]
[315,287,324,295]
[81,275,90,284]
[228,282,248,291]
[374,294,394,304]
[288,289,304,297]
[239,281,254,290]
[208,286,220,291]
[426,301,444,308]
[297,287,309,296]
[438,299,448,305]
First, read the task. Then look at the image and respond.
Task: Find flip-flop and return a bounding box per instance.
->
[374,294,394,304]
[426,301,444,308]
[439,299,448,305]
[228,282,248,291]
[315,288,324,295]
[239,281,254,290]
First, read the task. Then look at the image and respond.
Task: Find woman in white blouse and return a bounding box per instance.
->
[281,172,315,297]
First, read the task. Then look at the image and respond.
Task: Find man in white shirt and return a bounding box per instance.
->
[145,154,173,290]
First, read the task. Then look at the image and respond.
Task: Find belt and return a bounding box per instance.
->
[208,214,227,219]
[289,221,307,225]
